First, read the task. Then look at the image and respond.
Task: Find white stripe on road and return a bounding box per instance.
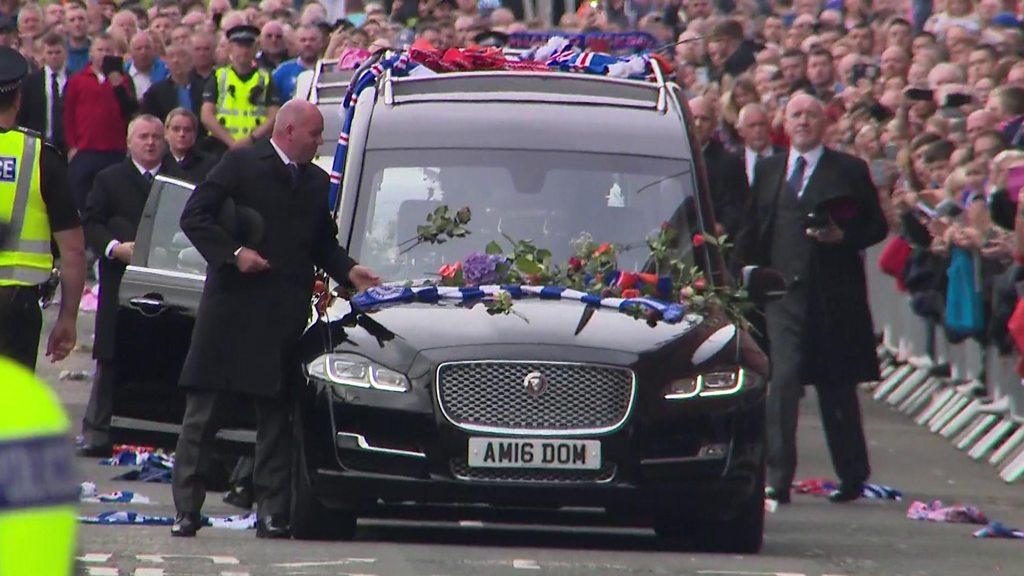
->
[137,555,240,565]
[698,572,806,576]
[513,559,541,570]
[80,554,113,563]
[133,569,164,576]
[275,558,377,568]
[458,520,484,527]
[86,569,118,576]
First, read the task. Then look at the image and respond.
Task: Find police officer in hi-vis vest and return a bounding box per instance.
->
[0,46,85,371]
[200,25,280,155]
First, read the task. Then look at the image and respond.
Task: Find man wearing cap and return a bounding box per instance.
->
[201,25,279,155]
[0,46,86,371]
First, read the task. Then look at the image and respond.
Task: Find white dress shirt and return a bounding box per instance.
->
[128,63,153,99]
[785,145,825,198]
[269,137,294,166]
[44,66,66,141]
[744,146,771,187]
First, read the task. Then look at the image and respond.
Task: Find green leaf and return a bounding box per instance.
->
[536,249,552,264]
[515,255,544,275]
[485,240,504,255]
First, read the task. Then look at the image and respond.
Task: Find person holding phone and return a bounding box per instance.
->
[63,32,138,215]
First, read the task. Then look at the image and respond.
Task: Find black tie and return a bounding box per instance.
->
[50,72,62,142]
[287,163,300,189]
[787,155,807,198]
[144,171,154,184]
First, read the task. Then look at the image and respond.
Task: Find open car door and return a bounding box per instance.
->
[111,175,253,449]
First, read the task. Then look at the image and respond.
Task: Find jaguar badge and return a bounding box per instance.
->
[523,371,549,397]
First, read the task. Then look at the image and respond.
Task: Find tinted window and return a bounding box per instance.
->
[146,180,206,275]
[351,148,701,283]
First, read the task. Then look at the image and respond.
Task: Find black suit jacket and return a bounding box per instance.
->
[163,150,215,184]
[17,69,65,152]
[738,148,887,384]
[83,157,181,360]
[703,139,750,238]
[140,77,205,132]
[177,140,356,397]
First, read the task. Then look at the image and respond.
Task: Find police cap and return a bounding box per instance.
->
[226,24,260,45]
[473,30,509,48]
[0,46,27,94]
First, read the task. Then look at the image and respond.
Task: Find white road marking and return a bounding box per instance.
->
[458,520,484,527]
[275,559,377,568]
[80,554,113,563]
[513,559,541,570]
[137,555,240,565]
[220,573,251,576]
[86,569,119,576]
[698,572,805,576]
[133,569,164,576]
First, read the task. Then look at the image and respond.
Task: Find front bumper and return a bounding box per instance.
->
[298,371,765,521]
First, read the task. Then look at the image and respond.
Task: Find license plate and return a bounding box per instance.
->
[467,438,601,469]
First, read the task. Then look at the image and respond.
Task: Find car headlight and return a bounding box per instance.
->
[306,353,410,392]
[664,369,745,400]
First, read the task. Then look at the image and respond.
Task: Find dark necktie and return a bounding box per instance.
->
[787,155,807,198]
[287,162,300,189]
[144,171,154,184]
[50,72,62,141]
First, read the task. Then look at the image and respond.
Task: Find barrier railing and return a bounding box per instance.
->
[863,242,1024,483]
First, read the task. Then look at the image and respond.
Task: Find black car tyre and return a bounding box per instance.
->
[654,470,765,554]
[290,408,358,541]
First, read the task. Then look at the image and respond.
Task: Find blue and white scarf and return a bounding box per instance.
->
[352,284,686,323]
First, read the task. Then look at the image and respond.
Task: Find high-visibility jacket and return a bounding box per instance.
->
[214,66,270,139]
[0,357,77,576]
[0,129,51,287]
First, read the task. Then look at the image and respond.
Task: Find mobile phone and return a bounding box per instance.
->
[904,87,934,101]
[943,92,972,107]
[101,55,124,76]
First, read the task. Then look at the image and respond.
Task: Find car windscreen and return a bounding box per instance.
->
[145,180,207,276]
[350,148,703,284]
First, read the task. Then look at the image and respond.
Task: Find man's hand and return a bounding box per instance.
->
[806,223,844,244]
[45,316,76,362]
[111,241,134,264]
[348,265,381,292]
[235,247,270,273]
[108,71,124,87]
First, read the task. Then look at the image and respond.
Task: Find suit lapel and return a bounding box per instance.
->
[800,149,849,209]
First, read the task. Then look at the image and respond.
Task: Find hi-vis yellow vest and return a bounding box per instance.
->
[0,130,51,287]
[214,66,269,139]
[0,357,77,576]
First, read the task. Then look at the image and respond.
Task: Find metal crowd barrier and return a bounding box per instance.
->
[863,242,1024,484]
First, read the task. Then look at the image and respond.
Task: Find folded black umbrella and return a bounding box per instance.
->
[217,198,265,247]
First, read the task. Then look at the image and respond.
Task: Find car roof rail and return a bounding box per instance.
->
[309,58,356,105]
[381,68,668,113]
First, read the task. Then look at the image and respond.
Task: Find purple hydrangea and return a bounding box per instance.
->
[462,252,505,286]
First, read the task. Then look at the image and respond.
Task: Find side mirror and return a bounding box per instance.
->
[742,266,787,304]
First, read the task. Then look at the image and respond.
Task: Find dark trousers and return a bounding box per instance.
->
[69,150,124,213]
[765,289,871,492]
[0,285,42,370]
[81,359,116,446]
[172,390,291,518]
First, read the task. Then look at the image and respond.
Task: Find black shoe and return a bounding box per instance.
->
[256,515,290,539]
[765,486,791,504]
[171,512,202,537]
[828,484,864,503]
[222,485,254,510]
[75,443,112,458]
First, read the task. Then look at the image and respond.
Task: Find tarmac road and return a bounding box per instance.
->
[33,308,1024,576]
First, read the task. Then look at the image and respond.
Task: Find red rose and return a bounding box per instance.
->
[692,233,706,248]
[621,288,641,299]
[568,257,583,272]
[593,242,612,257]
[693,277,707,291]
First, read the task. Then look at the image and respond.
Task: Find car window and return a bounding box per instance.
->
[146,180,206,276]
[352,148,699,283]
